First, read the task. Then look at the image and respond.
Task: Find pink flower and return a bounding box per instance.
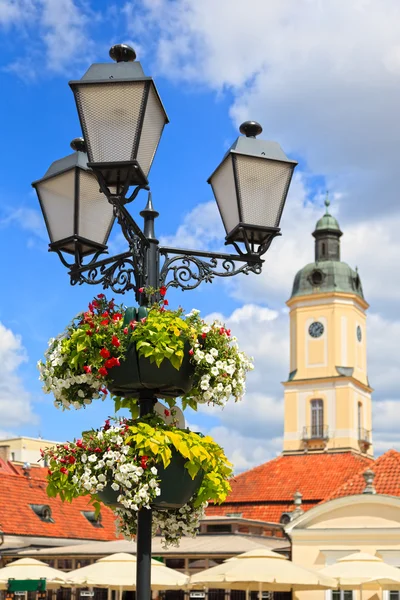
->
[189,349,194,356]
[138,287,144,293]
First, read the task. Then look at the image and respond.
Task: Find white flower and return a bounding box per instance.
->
[210,348,218,357]
[88,454,97,463]
[81,454,87,463]
[210,366,219,377]
[150,467,158,475]
[200,380,209,391]
[205,354,214,364]
[111,482,120,491]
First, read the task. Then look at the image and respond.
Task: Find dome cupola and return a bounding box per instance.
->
[290,194,364,300]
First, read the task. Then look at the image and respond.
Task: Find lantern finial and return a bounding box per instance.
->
[70,137,86,153]
[109,44,136,63]
[239,121,263,138]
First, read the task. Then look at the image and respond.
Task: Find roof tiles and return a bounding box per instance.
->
[0,459,119,541]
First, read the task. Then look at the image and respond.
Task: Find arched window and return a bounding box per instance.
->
[358,402,363,439]
[311,399,324,438]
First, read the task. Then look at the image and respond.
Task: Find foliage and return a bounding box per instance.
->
[38,290,253,412]
[42,414,232,547]
[38,295,129,410]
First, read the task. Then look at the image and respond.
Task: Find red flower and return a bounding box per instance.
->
[189,348,194,355]
[92,300,99,308]
[141,317,147,324]
[138,287,144,293]
[103,420,111,432]
[101,319,109,326]
[226,329,231,336]
[111,335,121,347]
[219,327,225,335]
[160,286,167,297]
[105,357,120,369]
[109,300,115,310]
[68,456,76,464]
[88,303,94,312]
[100,348,110,359]
[163,299,169,306]
[101,388,108,395]
[48,469,52,476]
[130,320,137,330]
[102,311,109,318]
[83,365,92,374]
[95,447,102,453]
[123,327,129,335]
[112,313,123,321]
[97,293,105,299]
[60,467,68,475]
[98,367,108,376]
[201,332,207,339]
[140,455,148,469]
[164,409,170,417]
[76,439,84,448]
[86,330,93,336]
[159,307,165,313]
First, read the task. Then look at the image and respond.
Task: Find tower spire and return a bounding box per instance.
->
[312,192,342,262]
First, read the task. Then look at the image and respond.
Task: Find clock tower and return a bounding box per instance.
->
[283,197,373,457]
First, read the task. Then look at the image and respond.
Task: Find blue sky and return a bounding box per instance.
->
[2,0,400,470]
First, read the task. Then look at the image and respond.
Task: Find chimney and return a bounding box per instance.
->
[0,445,10,463]
[292,491,304,518]
[363,469,376,494]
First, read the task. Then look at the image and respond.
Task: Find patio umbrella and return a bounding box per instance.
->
[66,552,188,590]
[190,549,338,591]
[320,552,400,589]
[0,558,68,590]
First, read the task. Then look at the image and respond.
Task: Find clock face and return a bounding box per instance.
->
[357,325,362,342]
[309,321,324,338]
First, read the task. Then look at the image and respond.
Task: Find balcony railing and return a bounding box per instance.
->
[302,425,329,441]
[358,427,371,444]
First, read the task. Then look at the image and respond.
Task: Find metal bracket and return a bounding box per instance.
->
[159,247,263,292]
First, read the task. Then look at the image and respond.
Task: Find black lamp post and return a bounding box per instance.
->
[33,44,297,600]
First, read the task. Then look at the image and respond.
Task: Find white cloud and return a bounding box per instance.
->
[159,201,225,251]
[2,0,96,75]
[0,322,37,429]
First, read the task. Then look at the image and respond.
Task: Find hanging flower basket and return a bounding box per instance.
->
[107,307,195,399]
[43,415,232,547]
[38,290,253,412]
[98,449,204,509]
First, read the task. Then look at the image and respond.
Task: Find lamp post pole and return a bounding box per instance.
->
[32,42,297,600]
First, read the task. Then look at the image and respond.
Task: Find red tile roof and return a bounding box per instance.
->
[207,452,373,522]
[0,459,120,541]
[325,449,400,500]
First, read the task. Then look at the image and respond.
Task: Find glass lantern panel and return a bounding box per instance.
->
[78,170,115,246]
[235,155,293,228]
[137,84,167,177]
[74,81,146,163]
[209,156,240,236]
[38,170,75,242]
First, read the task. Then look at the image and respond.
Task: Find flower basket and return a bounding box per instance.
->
[107,306,195,398]
[97,449,203,509]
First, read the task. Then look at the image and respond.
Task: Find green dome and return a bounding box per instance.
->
[291,261,364,300]
[314,213,341,233]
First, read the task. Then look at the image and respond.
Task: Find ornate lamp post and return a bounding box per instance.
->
[33,44,297,600]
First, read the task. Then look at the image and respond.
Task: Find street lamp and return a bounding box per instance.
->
[32,138,115,263]
[208,120,296,254]
[32,44,297,600]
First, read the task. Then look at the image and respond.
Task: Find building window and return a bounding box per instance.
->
[358,402,363,431]
[389,592,400,600]
[332,592,353,600]
[11,452,15,461]
[165,558,185,570]
[322,242,326,257]
[311,399,324,437]
[57,559,73,571]
[206,524,232,533]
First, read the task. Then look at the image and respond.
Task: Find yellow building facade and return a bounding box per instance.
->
[283,198,373,457]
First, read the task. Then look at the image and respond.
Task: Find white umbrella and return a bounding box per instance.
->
[0,558,68,590]
[190,549,338,591]
[320,553,400,589]
[67,553,188,590]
